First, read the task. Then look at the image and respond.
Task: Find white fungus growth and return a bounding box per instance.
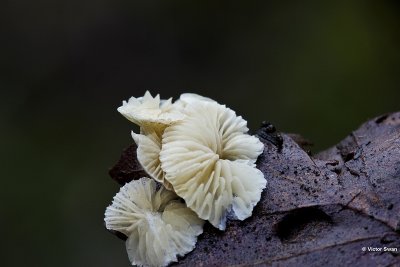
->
[104,177,204,267]
[117,91,185,134]
[131,130,173,190]
[159,101,266,230]
[118,91,184,190]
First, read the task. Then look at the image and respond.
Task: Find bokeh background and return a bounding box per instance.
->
[1,1,399,266]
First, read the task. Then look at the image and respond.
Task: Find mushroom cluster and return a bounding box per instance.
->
[105,91,266,266]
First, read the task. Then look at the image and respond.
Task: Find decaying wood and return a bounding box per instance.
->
[109,112,400,266]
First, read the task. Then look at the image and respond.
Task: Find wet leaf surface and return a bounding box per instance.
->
[109,112,400,266]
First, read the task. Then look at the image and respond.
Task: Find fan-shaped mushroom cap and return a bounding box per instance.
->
[118,91,185,134]
[104,178,204,267]
[159,101,266,230]
[131,130,174,190]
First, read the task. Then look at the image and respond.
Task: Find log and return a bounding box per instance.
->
[109,112,400,266]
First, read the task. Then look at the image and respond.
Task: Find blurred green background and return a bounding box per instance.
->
[1,1,399,266]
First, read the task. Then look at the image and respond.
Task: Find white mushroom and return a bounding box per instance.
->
[131,130,174,190]
[118,91,185,134]
[104,177,204,267]
[173,93,216,111]
[159,101,266,230]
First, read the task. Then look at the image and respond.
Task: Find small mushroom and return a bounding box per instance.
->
[118,91,185,134]
[104,177,204,267]
[118,91,182,189]
[159,101,266,230]
[131,130,173,190]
